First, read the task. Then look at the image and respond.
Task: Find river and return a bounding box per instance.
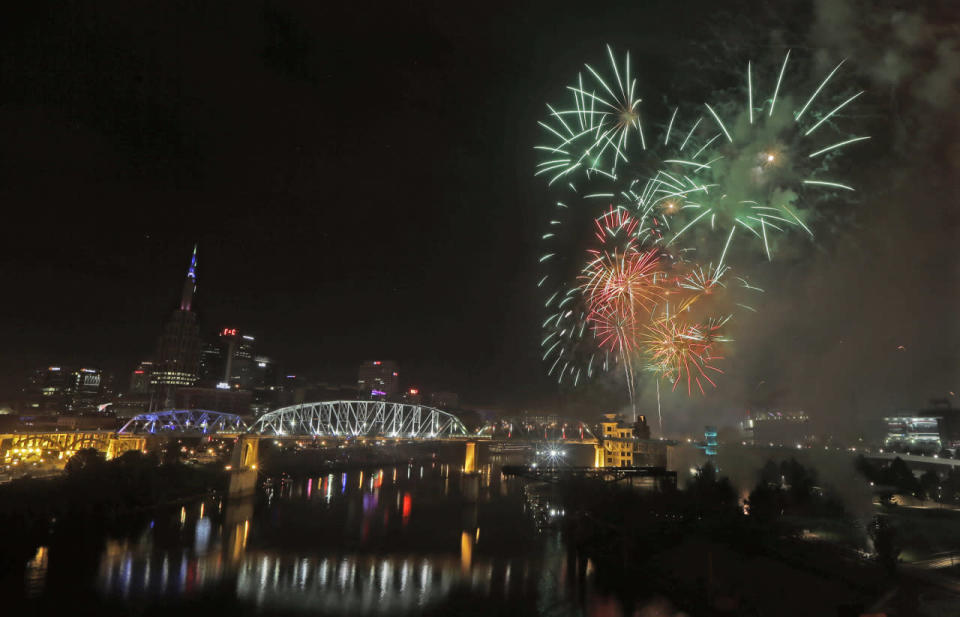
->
[7,454,657,616]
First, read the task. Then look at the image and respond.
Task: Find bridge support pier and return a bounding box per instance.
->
[462,441,481,502]
[232,434,260,469]
[228,435,261,498]
[594,443,605,468]
[464,441,477,473]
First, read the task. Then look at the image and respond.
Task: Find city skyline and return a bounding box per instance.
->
[1,4,958,614]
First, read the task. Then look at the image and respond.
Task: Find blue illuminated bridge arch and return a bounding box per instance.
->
[249,401,469,439]
[118,409,248,435]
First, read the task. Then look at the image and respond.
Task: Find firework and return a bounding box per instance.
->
[540,206,654,389]
[535,47,862,411]
[660,52,868,263]
[575,209,668,413]
[641,318,724,396]
[580,210,664,317]
[535,45,647,186]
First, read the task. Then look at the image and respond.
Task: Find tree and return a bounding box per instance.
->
[65,448,106,475]
[868,516,900,575]
[944,468,960,504]
[886,457,921,498]
[746,481,781,522]
[686,462,738,514]
[781,458,817,508]
[919,470,940,503]
[759,460,780,487]
[854,454,879,483]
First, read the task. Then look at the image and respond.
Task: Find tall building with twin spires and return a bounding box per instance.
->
[150,245,203,409]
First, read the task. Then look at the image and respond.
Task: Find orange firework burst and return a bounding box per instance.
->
[641,318,724,396]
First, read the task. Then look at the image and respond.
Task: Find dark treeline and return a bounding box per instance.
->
[747,458,848,523]
[855,454,960,504]
[555,459,886,616]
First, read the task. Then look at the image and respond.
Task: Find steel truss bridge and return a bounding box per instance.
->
[249,401,469,439]
[118,409,248,435]
[477,418,597,444]
[3,402,473,466]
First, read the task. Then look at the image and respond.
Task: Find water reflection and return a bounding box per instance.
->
[23,546,48,598]
[9,456,694,616]
[235,553,509,614]
[89,462,552,615]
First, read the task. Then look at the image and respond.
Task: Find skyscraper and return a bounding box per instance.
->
[129,360,154,394]
[150,245,202,409]
[198,327,258,389]
[357,360,399,398]
[23,366,109,414]
[217,327,256,388]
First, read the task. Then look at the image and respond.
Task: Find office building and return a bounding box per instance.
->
[250,356,280,416]
[357,360,399,398]
[150,245,203,408]
[251,356,278,390]
[198,327,259,389]
[129,361,153,394]
[217,327,256,388]
[884,400,960,453]
[198,343,224,387]
[24,366,110,414]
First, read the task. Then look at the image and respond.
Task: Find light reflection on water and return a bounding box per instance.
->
[23,546,48,598]
[91,461,571,615]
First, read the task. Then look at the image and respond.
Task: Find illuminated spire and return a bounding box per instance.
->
[179,244,198,311]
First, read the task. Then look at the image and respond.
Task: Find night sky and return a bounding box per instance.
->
[2,1,957,436]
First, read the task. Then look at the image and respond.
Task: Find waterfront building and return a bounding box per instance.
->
[357,360,399,398]
[884,400,960,453]
[595,413,666,468]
